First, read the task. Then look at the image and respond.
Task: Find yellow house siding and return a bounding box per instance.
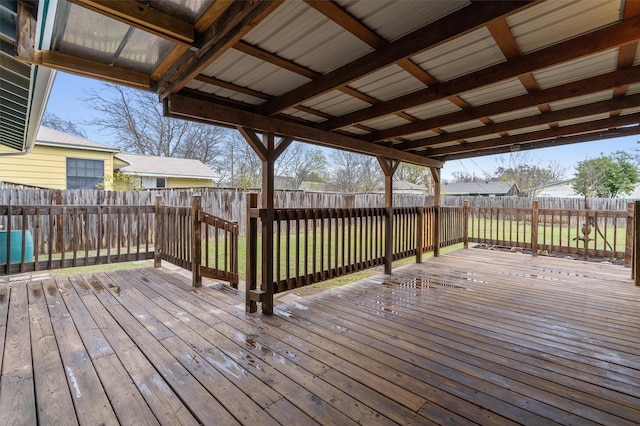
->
[0,145,115,189]
[168,177,213,188]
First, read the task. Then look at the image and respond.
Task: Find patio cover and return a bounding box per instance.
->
[14,0,640,167]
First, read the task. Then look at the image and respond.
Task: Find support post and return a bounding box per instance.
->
[377,157,400,274]
[531,200,539,257]
[55,189,63,253]
[154,195,163,268]
[191,194,202,288]
[625,203,633,269]
[463,200,469,249]
[634,201,640,285]
[261,134,276,313]
[416,207,424,263]
[246,193,259,313]
[431,167,441,257]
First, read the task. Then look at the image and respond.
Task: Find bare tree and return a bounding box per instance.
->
[447,171,487,183]
[275,142,328,189]
[493,152,566,196]
[394,163,431,186]
[41,113,88,138]
[329,151,383,192]
[82,83,225,165]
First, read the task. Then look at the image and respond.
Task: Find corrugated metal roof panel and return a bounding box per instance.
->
[490,107,541,123]
[558,113,611,127]
[349,64,425,102]
[620,106,640,115]
[303,90,370,116]
[533,49,618,90]
[281,108,326,123]
[634,43,640,66]
[507,0,621,54]
[338,0,469,42]
[459,78,527,107]
[405,130,439,140]
[341,126,370,136]
[507,124,550,136]
[548,90,613,111]
[440,120,484,133]
[427,141,461,149]
[360,114,411,131]
[147,0,213,23]
[411,27,505,82]
[243,1,371,74]
[205,49,310,96]
[404,99,461,120]
[185,80,265,105]
[626,83,640,95]
[58,4,130,65]
[464,134,501,143]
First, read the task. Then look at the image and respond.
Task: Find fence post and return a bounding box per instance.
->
[154,195,163,268]
[634,201,640,285]
[191,194,202,288]
[463,201,469,249]
[625,203,633,268]
[416,207,424,263]
[246,193,259,313]
[54,189,63,254]
[531,200,539,257]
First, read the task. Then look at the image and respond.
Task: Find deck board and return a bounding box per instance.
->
[1,248,640,425]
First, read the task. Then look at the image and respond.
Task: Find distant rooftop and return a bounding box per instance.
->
[36,127,119,152]
[442,180,517,196]
[116,153,217,180]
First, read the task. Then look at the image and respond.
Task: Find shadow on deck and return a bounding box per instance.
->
[1,249,639,425]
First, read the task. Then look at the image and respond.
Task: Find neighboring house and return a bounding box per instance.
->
[442,180,519,197]
[529,180,579,197]
[392,180,431,195]
[0,127,119,189]
[115,153,217,189]
[299,181,341,192]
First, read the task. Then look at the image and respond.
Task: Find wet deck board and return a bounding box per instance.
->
[1,248,639,425]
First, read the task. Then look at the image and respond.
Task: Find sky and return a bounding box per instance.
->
[44,72,640,182]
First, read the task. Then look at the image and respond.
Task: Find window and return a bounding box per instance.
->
[66,158,104,189]
[156,177,166,188]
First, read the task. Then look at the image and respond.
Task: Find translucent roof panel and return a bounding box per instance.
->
[148,0,214,23]
[113,29,175,74]
[56,4,130,64]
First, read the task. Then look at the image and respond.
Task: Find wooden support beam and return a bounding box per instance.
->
[16,1,37,62]
[260,133,276,314]
[67,0,194,45]
[400,93,640,150]
[154,196,163,268]
[439,124,640,161]
[431,168,441,257]
[237,127,267,161]
[167,93,443,168]
[21,51,151,90]
[634,201,640,286]
[376,65,640,146]
[429,112,640,159]
[246,193,259,313]
[157,1,281,99]
[274,136,294,158]
[377,157,399,275]
[322,16,640,131]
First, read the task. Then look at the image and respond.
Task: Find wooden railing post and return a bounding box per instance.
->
[416,207,424,263]
[191,194,202,288]
[531,200,539,257]
[154,195,163,268]
[246,193,259,313]
[634,201,640,285]
[625,202,633,268]
[463,201,469,249]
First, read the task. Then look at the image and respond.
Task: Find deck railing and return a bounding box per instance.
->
[0,205,155,274]
[467,201,633,261]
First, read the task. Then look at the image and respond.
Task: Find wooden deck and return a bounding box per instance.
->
[1,249,639,425]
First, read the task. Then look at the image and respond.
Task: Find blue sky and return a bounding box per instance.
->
[45,72,639,181]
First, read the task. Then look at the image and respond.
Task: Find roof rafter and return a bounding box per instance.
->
[440,126,640,161]
[156,0,282,99]
[372,63,640,148]
[322,15,640,132]
[166,93,442,168]
[257,1,532,116]
[426,112,640,158]
[405,93,640,150]
[67,0,194,46]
